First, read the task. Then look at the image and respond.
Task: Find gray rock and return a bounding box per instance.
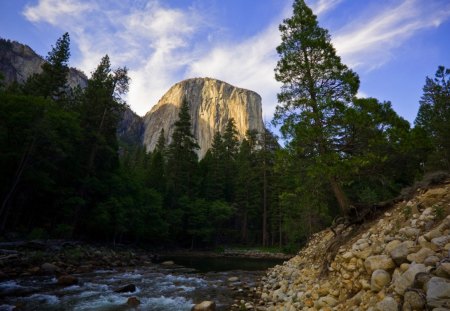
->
[435,263,450,278]
[374,296,398,311]
[431,235,450,248]
[407,247,435,264]
[40,263,58,274]
[371,269,391,292]
[192,300,216,311]
[315,295,338,308]
[390,241,415,265]
[426,277,450,309]
[424,255,441,267]
[364,255,396,274]
[403,290,425,310]
[394,263,427,295]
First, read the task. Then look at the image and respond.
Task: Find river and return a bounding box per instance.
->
[0,256,283,310]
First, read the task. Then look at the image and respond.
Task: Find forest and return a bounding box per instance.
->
[0,1,449,252]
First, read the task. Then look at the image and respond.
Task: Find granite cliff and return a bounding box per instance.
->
[143,77,265,158]
[0,39,266,156]
[0,38,87,89]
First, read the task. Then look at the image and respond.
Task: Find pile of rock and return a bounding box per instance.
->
[257,183,450,310]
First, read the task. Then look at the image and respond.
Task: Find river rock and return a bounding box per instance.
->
[403,290,425,310]
[41,263,58,274]
[364,255,395,274]
[115,284,136,293]
[431,235,450,248]
[390,241,415,265]
[315,295,338,308]
[161,260,175,265]
[426,277,450,309]
[406,247,435,263]
[57,275,78,286]
[371,269,391,292]
[228,277,239,282]
[127,296,140,307]
[192,300,216,311]
[436,263,450,278]
[394,263,427,295]
[374,296,398,311]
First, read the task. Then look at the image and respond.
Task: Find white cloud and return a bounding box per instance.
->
[22,0,450,120]
[332,0,450,70]
[23,0,93,24]
[308,0,344,15]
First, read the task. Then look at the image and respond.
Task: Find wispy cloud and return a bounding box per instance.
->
[309,0,344,15]
[22,0,450,119]
[333,0,450,70]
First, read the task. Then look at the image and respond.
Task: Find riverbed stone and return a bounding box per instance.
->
[390,241,415,265]
[394,263,427,295]
[407,247,435,263]
[41,263,58,274]
[228,277,239,282]
[431,235,450,248]
[374,296,398,311]
[364,255,395,274]
[403,290,425,310]
[426,277,450,309]
[115,284,136,293]
[57,275,78,286]
[192,301,216,311]
[127,297,140,307]
[161,260,175,265]
[371,269,391,292]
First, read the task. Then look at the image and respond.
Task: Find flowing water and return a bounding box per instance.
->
[0,257,283,311]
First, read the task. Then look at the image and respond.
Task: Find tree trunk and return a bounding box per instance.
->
[262,158,268,247]
[329,177,349,215]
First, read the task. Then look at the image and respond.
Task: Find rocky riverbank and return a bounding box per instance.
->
[251,179,450,310]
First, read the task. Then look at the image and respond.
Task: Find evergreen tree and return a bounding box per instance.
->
[415,66,450,170]
[166,98,200,203]
[273,0,359,215]
[24,33,71,101]
[222,119,239,202]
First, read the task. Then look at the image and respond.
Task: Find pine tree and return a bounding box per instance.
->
[24,33,71,101]
[273,0,359,215]
[166,98,200,203]
[415,66,450,170]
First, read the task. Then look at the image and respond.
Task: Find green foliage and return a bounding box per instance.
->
[415,66,450,170]
[274,0,359,215]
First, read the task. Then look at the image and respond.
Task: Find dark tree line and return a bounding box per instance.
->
[1,8,449,251]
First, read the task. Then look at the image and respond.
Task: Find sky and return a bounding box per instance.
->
[1,0,449,124]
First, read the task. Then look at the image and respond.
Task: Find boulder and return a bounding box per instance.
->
[426,277,450,309]
[364,255,395,274]
[431,235,450,248]
[41,263,58,274]
[394,263,427,295]
[127,296,140,307]
[161,260,175,265]
[115,284,136,293]
[315,295,338,308]
[191,301,216,311]
[374,296,398,311]
[371,269,391,292]
[403,290,425,310]
[390,241,415,265]
[57,275,78,286]
[406,247,435,263]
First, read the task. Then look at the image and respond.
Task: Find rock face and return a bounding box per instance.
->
[0,38,87,89]
[143,78,265,158]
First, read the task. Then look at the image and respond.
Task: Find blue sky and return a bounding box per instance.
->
[1,0,449,124]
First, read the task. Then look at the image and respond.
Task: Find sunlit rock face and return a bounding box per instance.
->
[143,77,265,158]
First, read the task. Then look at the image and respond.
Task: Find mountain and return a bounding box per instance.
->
[0,38,265,157]
[0,38,87,88]
[143,77,265,158]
